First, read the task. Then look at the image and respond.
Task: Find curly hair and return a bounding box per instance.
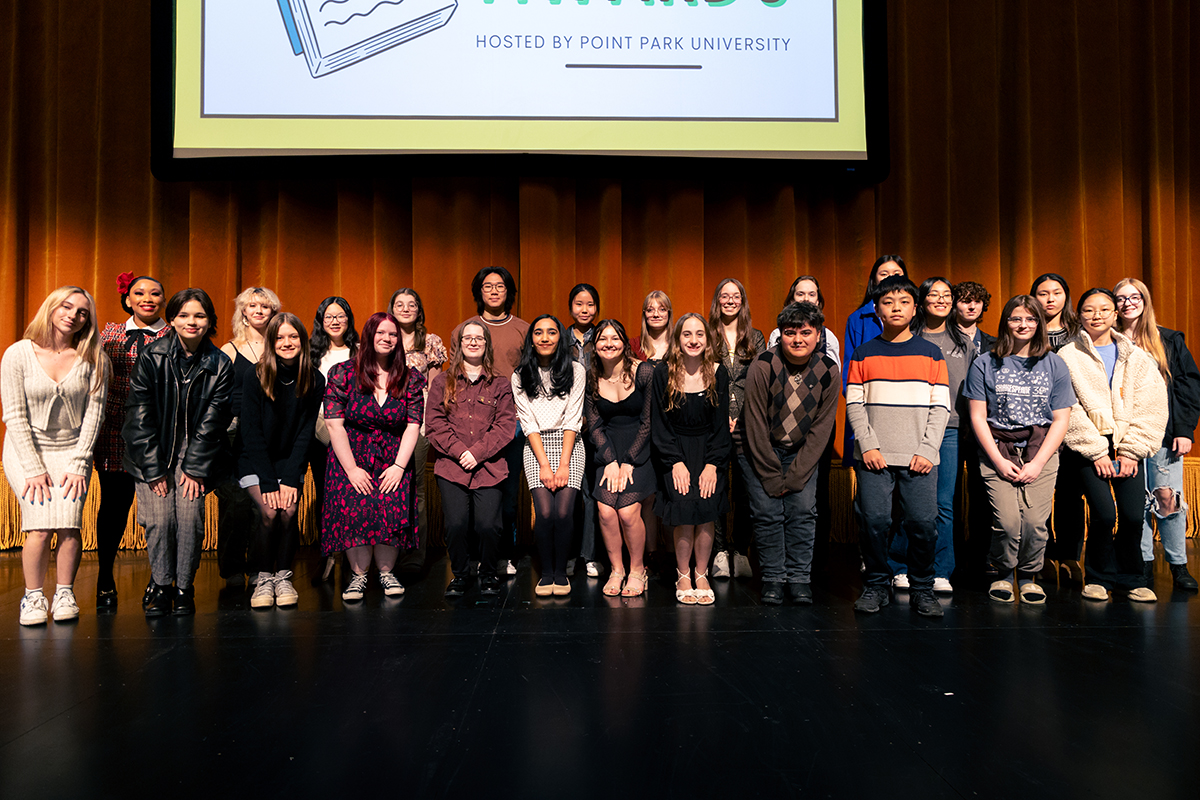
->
[230,286,281,345]
[664,313,718,411]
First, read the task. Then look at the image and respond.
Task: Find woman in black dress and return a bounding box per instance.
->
[586,319,655,597]
[651,313,731,605]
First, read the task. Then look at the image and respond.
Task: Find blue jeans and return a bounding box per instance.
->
[887,428,957,579]
[1142,446,1188,565]
[738,450,818,584]
[856,462,938,589]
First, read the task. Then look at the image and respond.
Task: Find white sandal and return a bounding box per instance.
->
[675,569,697,605]
[693,570,715,605]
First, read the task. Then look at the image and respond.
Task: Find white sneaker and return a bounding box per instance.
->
[712,551,731,578]
[565,559,576,577]
[273,570,298,606]
[585,561,601,578]
[50,587,80,621]
[250,572,276,608]
[503,559,517,576]
[379,571,405,597]
[20,591,49,626]
[342,572,369,601]
[733,553,753,579]
[892,573,910,589]
[933,577,954,594]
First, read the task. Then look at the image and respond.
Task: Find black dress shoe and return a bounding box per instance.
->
[96,588,118,613]
[142,578,155,609]
[479,576,501,596]
[144,584,173,617]
[445,576,469,598]
[171,585,196,616]
[787,582,813,604]
[1171,563,1199,591]
[761,582,784,605]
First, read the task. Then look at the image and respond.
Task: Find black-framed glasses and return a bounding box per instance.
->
[1115,294,1143,307]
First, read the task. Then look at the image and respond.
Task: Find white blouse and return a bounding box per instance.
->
[511,363,586,435]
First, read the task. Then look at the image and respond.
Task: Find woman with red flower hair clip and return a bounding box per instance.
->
[95,272,171,611]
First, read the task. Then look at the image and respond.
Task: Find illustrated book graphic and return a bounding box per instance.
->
[277,0,458,78]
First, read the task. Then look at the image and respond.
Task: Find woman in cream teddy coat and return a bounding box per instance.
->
[1057,288,1167,602]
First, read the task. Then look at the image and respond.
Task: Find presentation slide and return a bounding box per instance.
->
[173,0,868,159]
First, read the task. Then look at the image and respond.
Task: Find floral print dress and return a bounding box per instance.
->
[320,361,426,553]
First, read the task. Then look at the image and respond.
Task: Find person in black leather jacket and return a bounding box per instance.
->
[122,288,234,616]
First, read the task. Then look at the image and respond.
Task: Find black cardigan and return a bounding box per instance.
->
[235,364,325,493]
[1160,327,1200,445]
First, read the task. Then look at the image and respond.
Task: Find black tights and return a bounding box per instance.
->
[95,471,135,592]
[247,485,300,574]
[531,487,578,582]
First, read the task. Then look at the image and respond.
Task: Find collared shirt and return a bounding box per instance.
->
[425,369,517,488]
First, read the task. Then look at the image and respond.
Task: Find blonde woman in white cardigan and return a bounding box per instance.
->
[1057,288,1167,603]
[2,286,109,626]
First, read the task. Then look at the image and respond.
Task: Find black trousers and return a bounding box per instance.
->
[1064,448,1147,591]
[438,478,503,580]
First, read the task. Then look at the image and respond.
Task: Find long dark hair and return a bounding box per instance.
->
[517,314,575,400]
[708,278,761,362]
[859,254,909,308]
[310,296,359,368]
[588,319,635,400]
[257,313,316,401]
[389,287,429,353]
[354,312,410,398]
[912,277,970,354]
[991,296,1051,360]
[1030,273,1081,338]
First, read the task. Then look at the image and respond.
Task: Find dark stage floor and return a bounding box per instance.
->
[1,543,1198,798]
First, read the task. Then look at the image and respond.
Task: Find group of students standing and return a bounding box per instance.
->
[3,259,1196,626]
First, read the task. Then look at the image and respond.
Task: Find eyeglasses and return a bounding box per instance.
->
[461,336,486,344]
[1080,309,1115,319]
[926,292,953,301]
[481,282,506,292]
[1115,294,1143,307]
[323,314,347,323]
[1006,316,1039,325]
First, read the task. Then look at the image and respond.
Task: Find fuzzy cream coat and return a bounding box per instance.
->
[1057,330,1167,461]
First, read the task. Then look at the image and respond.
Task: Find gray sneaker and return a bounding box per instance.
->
[250,572,276,608]
[711,551,731,578]
[854,585,891,613]
[910,588,945,617]
[273,571,298,606]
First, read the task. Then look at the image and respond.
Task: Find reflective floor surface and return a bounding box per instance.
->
[1,543,1197,798]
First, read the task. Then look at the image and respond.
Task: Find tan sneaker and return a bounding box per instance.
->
[1081,583,1110,601]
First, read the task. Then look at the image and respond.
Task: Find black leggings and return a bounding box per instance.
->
[95,470,135,591]
[1065,448,1147,590]
[531,487,578,582]
[247,485,300,574]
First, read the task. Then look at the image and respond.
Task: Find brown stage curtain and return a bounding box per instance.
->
[1,1,1198,548]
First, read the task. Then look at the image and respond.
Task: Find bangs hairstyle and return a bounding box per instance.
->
[24,286,108,394]
[257,313,315,401]
[310,296,359,367]
[230,286,281,344]
[569,283,600,322]
[777,301,825,332]
[912,277,970,354]
[471,266,517,316]
[991,296,1051,360]
[166,288,219,340]
[873,274,919,304]
[389,288,430,353]
[640,290,673,359]
[1114,278,1171,382]
[952,280,991,311]
[517,314,575,399]
[588,319,635,399]
[120,275,165,315]
[860,254,908,307]
[442,321,496,408]
[354,312,410,398]
[665,313,718,411]
[1030,273,1080,338]
[708,278,761,362]
[784,275,825,310]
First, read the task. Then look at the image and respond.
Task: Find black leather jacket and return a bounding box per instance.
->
[121,334,234,485]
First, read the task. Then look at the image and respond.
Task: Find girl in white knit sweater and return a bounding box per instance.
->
[1057,288,1168,603]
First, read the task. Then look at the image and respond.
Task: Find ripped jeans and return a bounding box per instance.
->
[1142,446,1188,565]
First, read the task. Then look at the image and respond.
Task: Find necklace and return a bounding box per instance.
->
[280,378,295,386]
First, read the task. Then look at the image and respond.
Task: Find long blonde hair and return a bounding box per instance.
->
[664,313,718,411]
[231,286,281,345]
[23,285,108,394]
[1114,277,1171,383]
[639,290,673,359]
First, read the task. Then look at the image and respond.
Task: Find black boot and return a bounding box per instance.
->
[142,578,155,609]
[1170,563,1199,591]
[144,584,173,617]
[172,585,196,616]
